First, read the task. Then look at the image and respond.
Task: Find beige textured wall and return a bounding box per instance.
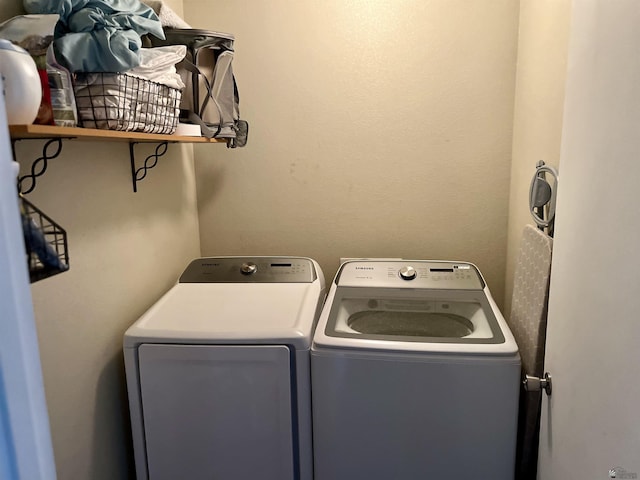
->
[3,1,198,478]
[186,0,521,303]
[0,0,20,19]
[0,0,570,477]
[503,0,572,314]
[19,140,200,480]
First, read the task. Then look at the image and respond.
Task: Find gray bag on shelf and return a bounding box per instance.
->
[151,28,248,147]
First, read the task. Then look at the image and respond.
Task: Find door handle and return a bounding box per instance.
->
[523,372,552,396]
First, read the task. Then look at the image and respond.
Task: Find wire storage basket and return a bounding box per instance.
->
[73,72,181,134]
[20,196,69,283]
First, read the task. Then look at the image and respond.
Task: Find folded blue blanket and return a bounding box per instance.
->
[24,0,165,72]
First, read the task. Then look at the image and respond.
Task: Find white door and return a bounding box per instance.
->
[0,79,57,478]
[537,2,640,479]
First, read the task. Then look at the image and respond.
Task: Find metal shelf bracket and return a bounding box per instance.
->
[14,137,70,195]
[129,141,169,192]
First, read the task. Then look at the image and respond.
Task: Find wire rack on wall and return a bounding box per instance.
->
[20,196,69,283]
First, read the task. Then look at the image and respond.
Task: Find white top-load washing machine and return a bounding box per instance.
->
[311,260,520,480]
[124,257,325,480]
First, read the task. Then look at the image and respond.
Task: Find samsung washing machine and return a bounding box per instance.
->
[123,256,325,480]
[311,259,520,480]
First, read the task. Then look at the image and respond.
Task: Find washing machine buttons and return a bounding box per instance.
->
[399,266,417,280]
[240,262,258,275]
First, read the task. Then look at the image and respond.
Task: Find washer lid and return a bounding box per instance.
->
[323,286,505,345]
[313,261,518,355]
[124,281,323,349]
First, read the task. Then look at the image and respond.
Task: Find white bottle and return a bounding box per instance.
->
[0,39,42,125]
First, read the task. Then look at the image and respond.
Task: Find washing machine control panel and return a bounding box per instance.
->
[337,261,484,290]
[179,257,318,283]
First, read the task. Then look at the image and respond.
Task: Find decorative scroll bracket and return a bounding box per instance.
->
[129,141,170,193]
[14,137,71,195]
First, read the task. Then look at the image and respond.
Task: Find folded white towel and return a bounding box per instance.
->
[141,0,191,29]
[128,45,187,90]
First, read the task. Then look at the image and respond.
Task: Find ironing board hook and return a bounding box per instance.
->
[529,161,559,234]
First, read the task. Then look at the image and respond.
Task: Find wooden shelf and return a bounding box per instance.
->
[10,123,227,193]
[9,124,226,144]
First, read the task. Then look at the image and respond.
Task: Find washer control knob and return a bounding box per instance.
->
[399,266,417,280]
[240,262,258,275]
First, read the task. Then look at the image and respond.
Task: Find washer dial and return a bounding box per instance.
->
[399,266,417,280]
[240,262,258,275]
